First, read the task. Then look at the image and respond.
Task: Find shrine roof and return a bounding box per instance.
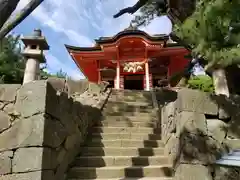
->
[94,30,169,44]
[65,25,174,52]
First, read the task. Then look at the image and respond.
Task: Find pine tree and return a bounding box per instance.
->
[0,35,25,83]
[174,0,240,106]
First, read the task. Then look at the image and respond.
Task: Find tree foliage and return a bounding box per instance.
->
[0,35,25,83]
[174,0,240,70]
[187,75,214,92]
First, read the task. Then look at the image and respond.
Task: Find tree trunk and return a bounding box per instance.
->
[212,68,230,119]
[0,0,20,29]
[0,0,44,40]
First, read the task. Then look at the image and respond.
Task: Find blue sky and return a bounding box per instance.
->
[13,0,173,79]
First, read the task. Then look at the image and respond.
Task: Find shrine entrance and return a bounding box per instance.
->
[124,74,144,90]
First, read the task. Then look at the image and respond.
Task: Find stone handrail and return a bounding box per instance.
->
[157,88,240,180]
[0,79,111,180]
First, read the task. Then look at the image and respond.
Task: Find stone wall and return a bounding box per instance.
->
[157,88,240,180]
[0,79,111,180]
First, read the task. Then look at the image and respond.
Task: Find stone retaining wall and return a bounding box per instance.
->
[157,88,240,180]
[0,79,110,180]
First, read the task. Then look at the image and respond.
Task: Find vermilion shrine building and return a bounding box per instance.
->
[65,26,189,91]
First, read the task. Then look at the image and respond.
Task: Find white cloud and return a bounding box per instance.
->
[17,0,173,79]
[45,53,85,80]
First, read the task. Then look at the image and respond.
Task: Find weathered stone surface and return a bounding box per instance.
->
[12,147,53,173]
[177,88,218,115]
[0,111,11,133]
[207,119,228,143]
[174,164,212,180]
[47,78,66,92]
[0,151,13,175]
[0,114,68,151]
[67,79,89,96]
[56,147,67,166]
[0,170,54,180]
[64,129,81,150]
[3,103,15,115]
[176,111,207,136]
[178,133,227,165]
[224,139,240,150]
[0,102,5,110]
[227,115,240,139]
[15,81,47,117]
[165,133,179,166]
[214,166,240,180]
[55,142,81,180]
[0,84,21,102]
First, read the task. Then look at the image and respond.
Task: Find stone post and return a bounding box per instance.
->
[21,29,49,84]
[115,61,120,89]
[145,60,150,91]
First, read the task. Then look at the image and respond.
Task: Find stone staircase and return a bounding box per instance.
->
[67,90,173,180]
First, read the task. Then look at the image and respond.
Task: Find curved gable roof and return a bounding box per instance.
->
[95,29,169,44]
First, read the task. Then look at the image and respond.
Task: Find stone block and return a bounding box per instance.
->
[0,170,54,180]
[47,78,66,92]
[227,114,240,139]
[0,111,11,133]
[174,164,212,180]
[177,88,218,115]
[3,103,15,115]
[224,139,240,150]
[12,147,53,173]
[178,132,227,165]
[207,119,228,143]
[55,142,81,180]
[64,129,81,150]
[165,134,179,166]
[176,111,207,136]
[0,151,13,175]
[214,166,240,180]
[15,81,47,117]
[0,84,21,102]
[67,79,89,96]
[88,82,102,94]
[55,147,67,166]
[0,114,68,151]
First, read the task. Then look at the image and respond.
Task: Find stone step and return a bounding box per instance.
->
[90,133,162,140]
[94,121,158,128]
[103,105,153,113]
[80,147,165,156]
[90,127,161,134]
[68,178,172,180]
[107,100,153,107]
[86,139,164,148]
[102,111,154,117]
[109,98,152,103]
[101,115,156,122]
[74,156,169,167]
[68,165,173,179]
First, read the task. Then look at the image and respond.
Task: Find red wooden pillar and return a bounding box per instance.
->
[149,73,153,90]
[144,60,150,91]
[120,75,124,89]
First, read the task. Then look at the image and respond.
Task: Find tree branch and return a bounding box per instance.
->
[113,0,149,18]
[0,0,21,30]
[0,0,44,40]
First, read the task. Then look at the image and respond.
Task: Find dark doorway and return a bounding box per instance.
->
[124,75,144,90]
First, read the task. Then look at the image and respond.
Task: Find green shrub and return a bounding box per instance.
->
[187,75,214,93]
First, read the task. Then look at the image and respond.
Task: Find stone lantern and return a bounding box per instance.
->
[21,29,49,84]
